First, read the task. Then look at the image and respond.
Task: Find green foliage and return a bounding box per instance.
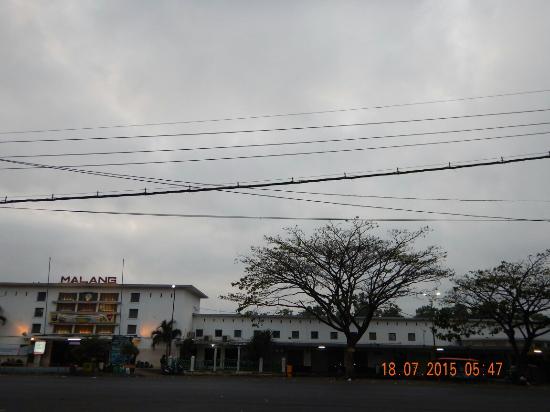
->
[373,302,404,317]
[151,320,182,357]
[221,221,450,377]
[120,341,140,364]
[247,330,273,361]
[443,250,550,376]
[178,338,197,359]
[71,337,110,364]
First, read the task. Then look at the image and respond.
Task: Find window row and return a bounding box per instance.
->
[195,329,417,342]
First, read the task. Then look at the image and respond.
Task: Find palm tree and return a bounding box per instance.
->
[151,320,181,358]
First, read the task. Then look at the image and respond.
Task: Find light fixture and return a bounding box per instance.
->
[436,347,444,352]
[67,337,81,342]
[171,284,176,289]
[435,291,441,296]
[533,349,542,354]
[318,345,326,349]
[211,344,215,347]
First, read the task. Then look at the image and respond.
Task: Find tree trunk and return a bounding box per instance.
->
[344,345,356,379]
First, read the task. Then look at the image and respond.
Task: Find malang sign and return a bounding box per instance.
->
[60,276,117,284]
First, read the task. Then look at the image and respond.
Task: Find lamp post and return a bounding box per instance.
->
[168,284,176,357]
[422,290,441,351]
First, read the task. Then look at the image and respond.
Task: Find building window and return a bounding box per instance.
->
[311,331,319,339]
[53,325,72,334]
[77,303,96,313]
[56,302,76,312]
[215,329,223,337]
[98,303,117,313]
[130,293,140,303]
[96,325,115,335]
[195,329,203,337]
[408,333,416,342]
[291,331,299,339]
[369,332,376,341]
[127,325,137,335]
[74,325,93,334]
[34,308,44,318]
[58,292,77,301]
[37,291,46,302]
[100,293,119,302]
[234,330,242,338]
[128,309,138,319]
[388,333,396,341]
[272,330,280,339]
[31,323,41,334]
[330,332,338,340]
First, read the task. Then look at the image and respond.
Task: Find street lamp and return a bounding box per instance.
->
[168,284,176,357]
[422,290,440,348]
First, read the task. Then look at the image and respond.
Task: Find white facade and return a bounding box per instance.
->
[0,281,206,365]
[190,314,445,347]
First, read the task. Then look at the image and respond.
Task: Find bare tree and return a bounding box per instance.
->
[445,250,550,379]
[222,221,450,377]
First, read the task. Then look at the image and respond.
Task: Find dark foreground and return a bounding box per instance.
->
[0,375,549,412]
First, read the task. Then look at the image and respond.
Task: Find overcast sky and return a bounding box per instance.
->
[0,0,549,316]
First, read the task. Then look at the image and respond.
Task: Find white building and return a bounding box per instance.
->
[0,280,206,366]
[0,280,548,374]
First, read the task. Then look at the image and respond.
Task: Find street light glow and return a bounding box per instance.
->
[436,347,444,352]
[534,349,542,354]
[318,345,326,349]
[171,284,176,289]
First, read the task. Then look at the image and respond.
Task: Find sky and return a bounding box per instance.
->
[0,0,549,317]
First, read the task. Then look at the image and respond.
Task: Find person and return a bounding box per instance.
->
[160,354,167,368]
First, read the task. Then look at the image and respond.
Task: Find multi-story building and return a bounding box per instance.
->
[0,280,206,366]
[0,280,548,375]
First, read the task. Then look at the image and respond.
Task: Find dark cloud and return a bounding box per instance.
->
[0,0,549,314]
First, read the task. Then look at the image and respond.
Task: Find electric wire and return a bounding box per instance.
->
[0,151,548,205]
[4,120,550,160]
[2,129,549,169]
[1,107,549,145]
[2,205,536,222]
[2,87,550,135]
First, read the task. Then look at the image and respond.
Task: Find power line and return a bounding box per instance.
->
[1,107,549,145]
[2,87,550,136]
[4,120,550,160]
[0,151,548,204]
[3,129,549,169]
[0,205,545,222]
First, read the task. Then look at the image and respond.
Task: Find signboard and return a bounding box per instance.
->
[110,336,131,365]
[60,276,117,284]
[50,313,116,324]
[33,341,46,355]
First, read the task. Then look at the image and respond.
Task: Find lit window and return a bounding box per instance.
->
[388,333,396,341]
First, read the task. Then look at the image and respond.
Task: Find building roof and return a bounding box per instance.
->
[0,282,208,298]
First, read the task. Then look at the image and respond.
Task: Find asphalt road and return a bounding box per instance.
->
[0,375,549,412]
